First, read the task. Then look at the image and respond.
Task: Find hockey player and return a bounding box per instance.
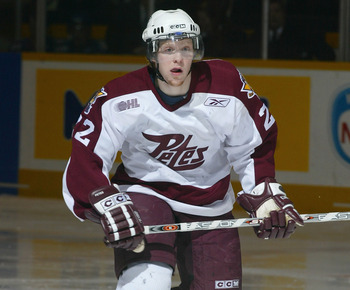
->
[62,9,304,290]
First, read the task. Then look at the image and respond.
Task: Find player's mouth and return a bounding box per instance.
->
[171,67,183,74]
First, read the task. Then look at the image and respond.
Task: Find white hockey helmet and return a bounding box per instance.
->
[142,9,204,61]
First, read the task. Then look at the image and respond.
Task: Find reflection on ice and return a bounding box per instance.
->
[0,195,349,289]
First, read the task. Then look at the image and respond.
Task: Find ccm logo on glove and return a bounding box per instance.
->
[90,186,133,213]
[99,193,131,211]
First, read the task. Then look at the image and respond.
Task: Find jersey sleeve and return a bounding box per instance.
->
[225,69,277,193]
[62,87,123,220]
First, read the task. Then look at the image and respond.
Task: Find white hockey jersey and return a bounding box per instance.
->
[62,59,277,220]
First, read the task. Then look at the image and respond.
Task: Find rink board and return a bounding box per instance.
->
[17,53,350,212]
[0,53,21,194]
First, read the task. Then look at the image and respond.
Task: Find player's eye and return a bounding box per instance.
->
[160,47,175,54]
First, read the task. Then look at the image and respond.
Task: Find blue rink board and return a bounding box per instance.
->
[0,53,21,194]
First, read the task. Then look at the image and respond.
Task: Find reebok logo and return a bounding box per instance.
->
[204,97,230,107]
[215,279,240,289]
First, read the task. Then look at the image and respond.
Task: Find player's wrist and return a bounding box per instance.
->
[237,178,289,215]
[84,207,101,223]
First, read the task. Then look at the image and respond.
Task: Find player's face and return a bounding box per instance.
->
[156,38,194,87]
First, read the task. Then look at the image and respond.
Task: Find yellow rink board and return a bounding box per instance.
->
[34,69,126,160]
[18,53,350,212]
[34,70,309,170]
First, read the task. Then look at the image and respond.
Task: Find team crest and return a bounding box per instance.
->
[84,88,107,114]
[239,72,256,99]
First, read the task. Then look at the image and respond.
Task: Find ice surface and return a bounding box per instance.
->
[0,195,349,289]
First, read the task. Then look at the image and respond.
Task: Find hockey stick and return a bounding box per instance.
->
[143,211,350,235]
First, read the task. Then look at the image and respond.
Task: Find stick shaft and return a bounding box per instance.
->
[144,211,350,235]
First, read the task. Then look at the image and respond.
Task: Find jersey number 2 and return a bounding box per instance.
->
[259,103,275,131]
[74,119,94,146]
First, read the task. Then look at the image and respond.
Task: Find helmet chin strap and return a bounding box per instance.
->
[155,62,167,83]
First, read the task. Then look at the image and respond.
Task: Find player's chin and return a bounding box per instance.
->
[166,78,185,87]
[167,73,190,85]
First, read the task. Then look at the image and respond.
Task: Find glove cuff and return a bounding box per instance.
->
[89,185,133,214]
[236,178,287,215]
[236,178,304,226]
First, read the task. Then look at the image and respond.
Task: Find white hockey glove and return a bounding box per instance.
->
[84,184,145,251]
[236,178,304,239]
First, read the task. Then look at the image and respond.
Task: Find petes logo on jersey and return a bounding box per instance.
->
[204,97,230,107]
[84,88,107,114]
[143,133,208,171]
